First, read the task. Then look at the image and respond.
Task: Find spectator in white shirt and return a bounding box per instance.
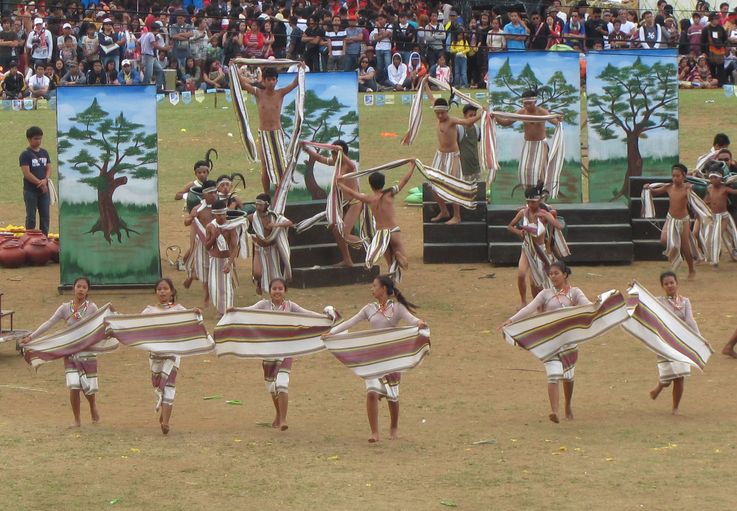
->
[26,18,53,67]
[382,52,411,90]
[28,63,50,99]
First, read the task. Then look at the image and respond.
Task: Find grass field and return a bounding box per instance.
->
[0,88,736,510]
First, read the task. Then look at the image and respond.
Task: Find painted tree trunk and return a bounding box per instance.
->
[614,131,644,200]
[303,159,327,200]
[89,175,139,243]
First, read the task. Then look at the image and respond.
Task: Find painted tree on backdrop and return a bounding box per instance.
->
[57,98,157,243]
[488,58,579,131]
[587,57,678,199]
[283,90,359,199]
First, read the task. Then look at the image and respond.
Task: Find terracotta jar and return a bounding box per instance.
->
[47,238,60,263]
[0,233,14,246]
[0,241,27,268]
[19,229,45,246]
[24,238,51,266]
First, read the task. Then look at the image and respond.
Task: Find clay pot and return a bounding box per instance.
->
[19,229,45,247]
[0,233,14,246]
[23,238,51,266]
[186,186,204,213]
[47,238,60,263]
[0,241,27,268]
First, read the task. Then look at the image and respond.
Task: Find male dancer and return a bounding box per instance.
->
[303,140,361,266]
[703,163,737,265]
[493,90,562,192]
[645,164,701,279]
[248,193,294,295]
[205,200,238,316]
[239,65,304,193]
[422,80,482,224]
[183,180,217,303]
[338,165,415,279]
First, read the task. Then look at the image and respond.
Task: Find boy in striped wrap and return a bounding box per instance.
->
[500,261,592,424]
[183,180,218,304]
[644,164,700,279]
[338,167,416,281]
[649,272,700,414]
[493,90,562,192]
[174,148,215,201]
[249,193,294,295]
[21,277,100,427]
[423,80,482,224]
[238,65,304,192]
[205,200,239,316]
[702,163,737,265]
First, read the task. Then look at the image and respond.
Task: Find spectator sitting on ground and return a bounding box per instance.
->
[181,56,201,91]
[678,55,695,81]
[357,53,377,92]
[117,59,141,85]
[44,64,57,97]
[86,59,108,85]
[27,63,50,99]
[1,61,28,99]
[61,61,87,85]
[383,52,411,91]
[408,51,427,90]
[104,59,118,84]
[201,59,227,90]
[686,54,719,88]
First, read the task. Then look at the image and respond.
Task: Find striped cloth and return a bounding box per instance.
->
[503,290,629,362]
[621,282,713,370]
[251,210,292,292]
[229,63,258,161]
[322,326,431,379]
[209,256,236,315]
[23,303,118,369]
[105,309,214,356]
[213,307,338,358]
[258,129,288,187]
[703,211,737,264]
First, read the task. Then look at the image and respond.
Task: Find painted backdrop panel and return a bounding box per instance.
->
[57,86,161,286]
[586,49,679,202]
[247,71,359,201]
[487,51,582,204]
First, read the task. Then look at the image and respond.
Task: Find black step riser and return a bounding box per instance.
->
[629,177,672,197]
[633,240,667,261]
[291,245,368,268]
[422,202,487,222]
[290,265,380,288]
[423,222,487,243]
[423,244,488,263]
[630,198,669,218]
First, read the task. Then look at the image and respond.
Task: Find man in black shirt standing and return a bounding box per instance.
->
[585,8,608,50]
[0,17,22,71]
[19,126,53,236]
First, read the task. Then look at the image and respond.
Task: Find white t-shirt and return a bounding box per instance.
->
[370,26,393,51]
[28,74,50,90]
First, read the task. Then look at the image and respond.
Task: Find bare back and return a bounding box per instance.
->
[368,189,398,229]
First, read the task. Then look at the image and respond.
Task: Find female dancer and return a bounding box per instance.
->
[506,185,564,308]
[141,278,192,434]
[21,276,100,427]
[649,271,700,414]
[500,261,591,423]
[244,277,322,431]
[326,275,427,443]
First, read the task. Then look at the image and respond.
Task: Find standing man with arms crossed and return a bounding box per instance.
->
[20,126,52,236]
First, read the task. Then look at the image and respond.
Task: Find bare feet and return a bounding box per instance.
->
[565,409,574,420]
[445,217,461,225]
[548,413,559,424]
[161,423,170,435]
[671,408,679,416]
[368,434,379,443]
[721,346,737,359]
[430,211,450,222]
[389,428,398,440]
[337,260,353,268]
[271,417,280,429]
[183,276,193,289]
[91,409,100,423]
[649,388,661,400]
[688,271,696,281]
[69,421,81,428]
[280,424,289,431]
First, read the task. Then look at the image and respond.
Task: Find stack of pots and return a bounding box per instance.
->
[0,225,60,268]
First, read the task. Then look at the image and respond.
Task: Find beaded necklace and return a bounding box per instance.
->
[666,294,685,312]
[370,299,395,321]
[550,286,574,307]
[270,300,288,311]
[69,299,89,321]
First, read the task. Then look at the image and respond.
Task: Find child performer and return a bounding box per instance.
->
[703,163,737,265]
[249,193,294,295]
[303,140,361,266]
[141,278,192,434]
[500,261,591,423]
[649,271,700,414]
[506,185,564,308]
[423,81,482,224]
[216,173,245,210]
[21,276,100,427]
[325,275,427,443]
[244,277,322,431]
[644,164,701,279]
[174,148,216,201]
[183,180,218,301]
[337,168,415,279]
[205,200,239,316]
[722,326,737,359]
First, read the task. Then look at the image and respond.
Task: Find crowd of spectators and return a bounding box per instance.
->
[1,0,736,99]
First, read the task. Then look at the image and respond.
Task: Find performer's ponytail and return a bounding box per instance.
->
[376,275,418,314]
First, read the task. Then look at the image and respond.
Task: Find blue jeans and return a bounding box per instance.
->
[174,49,189,69]
[343,53,359,72]
[453,55,468,87]
[142,54,165,90]
[24,189,50,235]
[375,50,391,82]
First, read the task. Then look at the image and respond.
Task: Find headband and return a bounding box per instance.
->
[708,171,723,178]
[255,199,269,206]
[202,186,217,194]
[522,96,538,102]
[218,178,232,185]
[211,208,228,215]
[432,105,449,111]
[525,197,541,202]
